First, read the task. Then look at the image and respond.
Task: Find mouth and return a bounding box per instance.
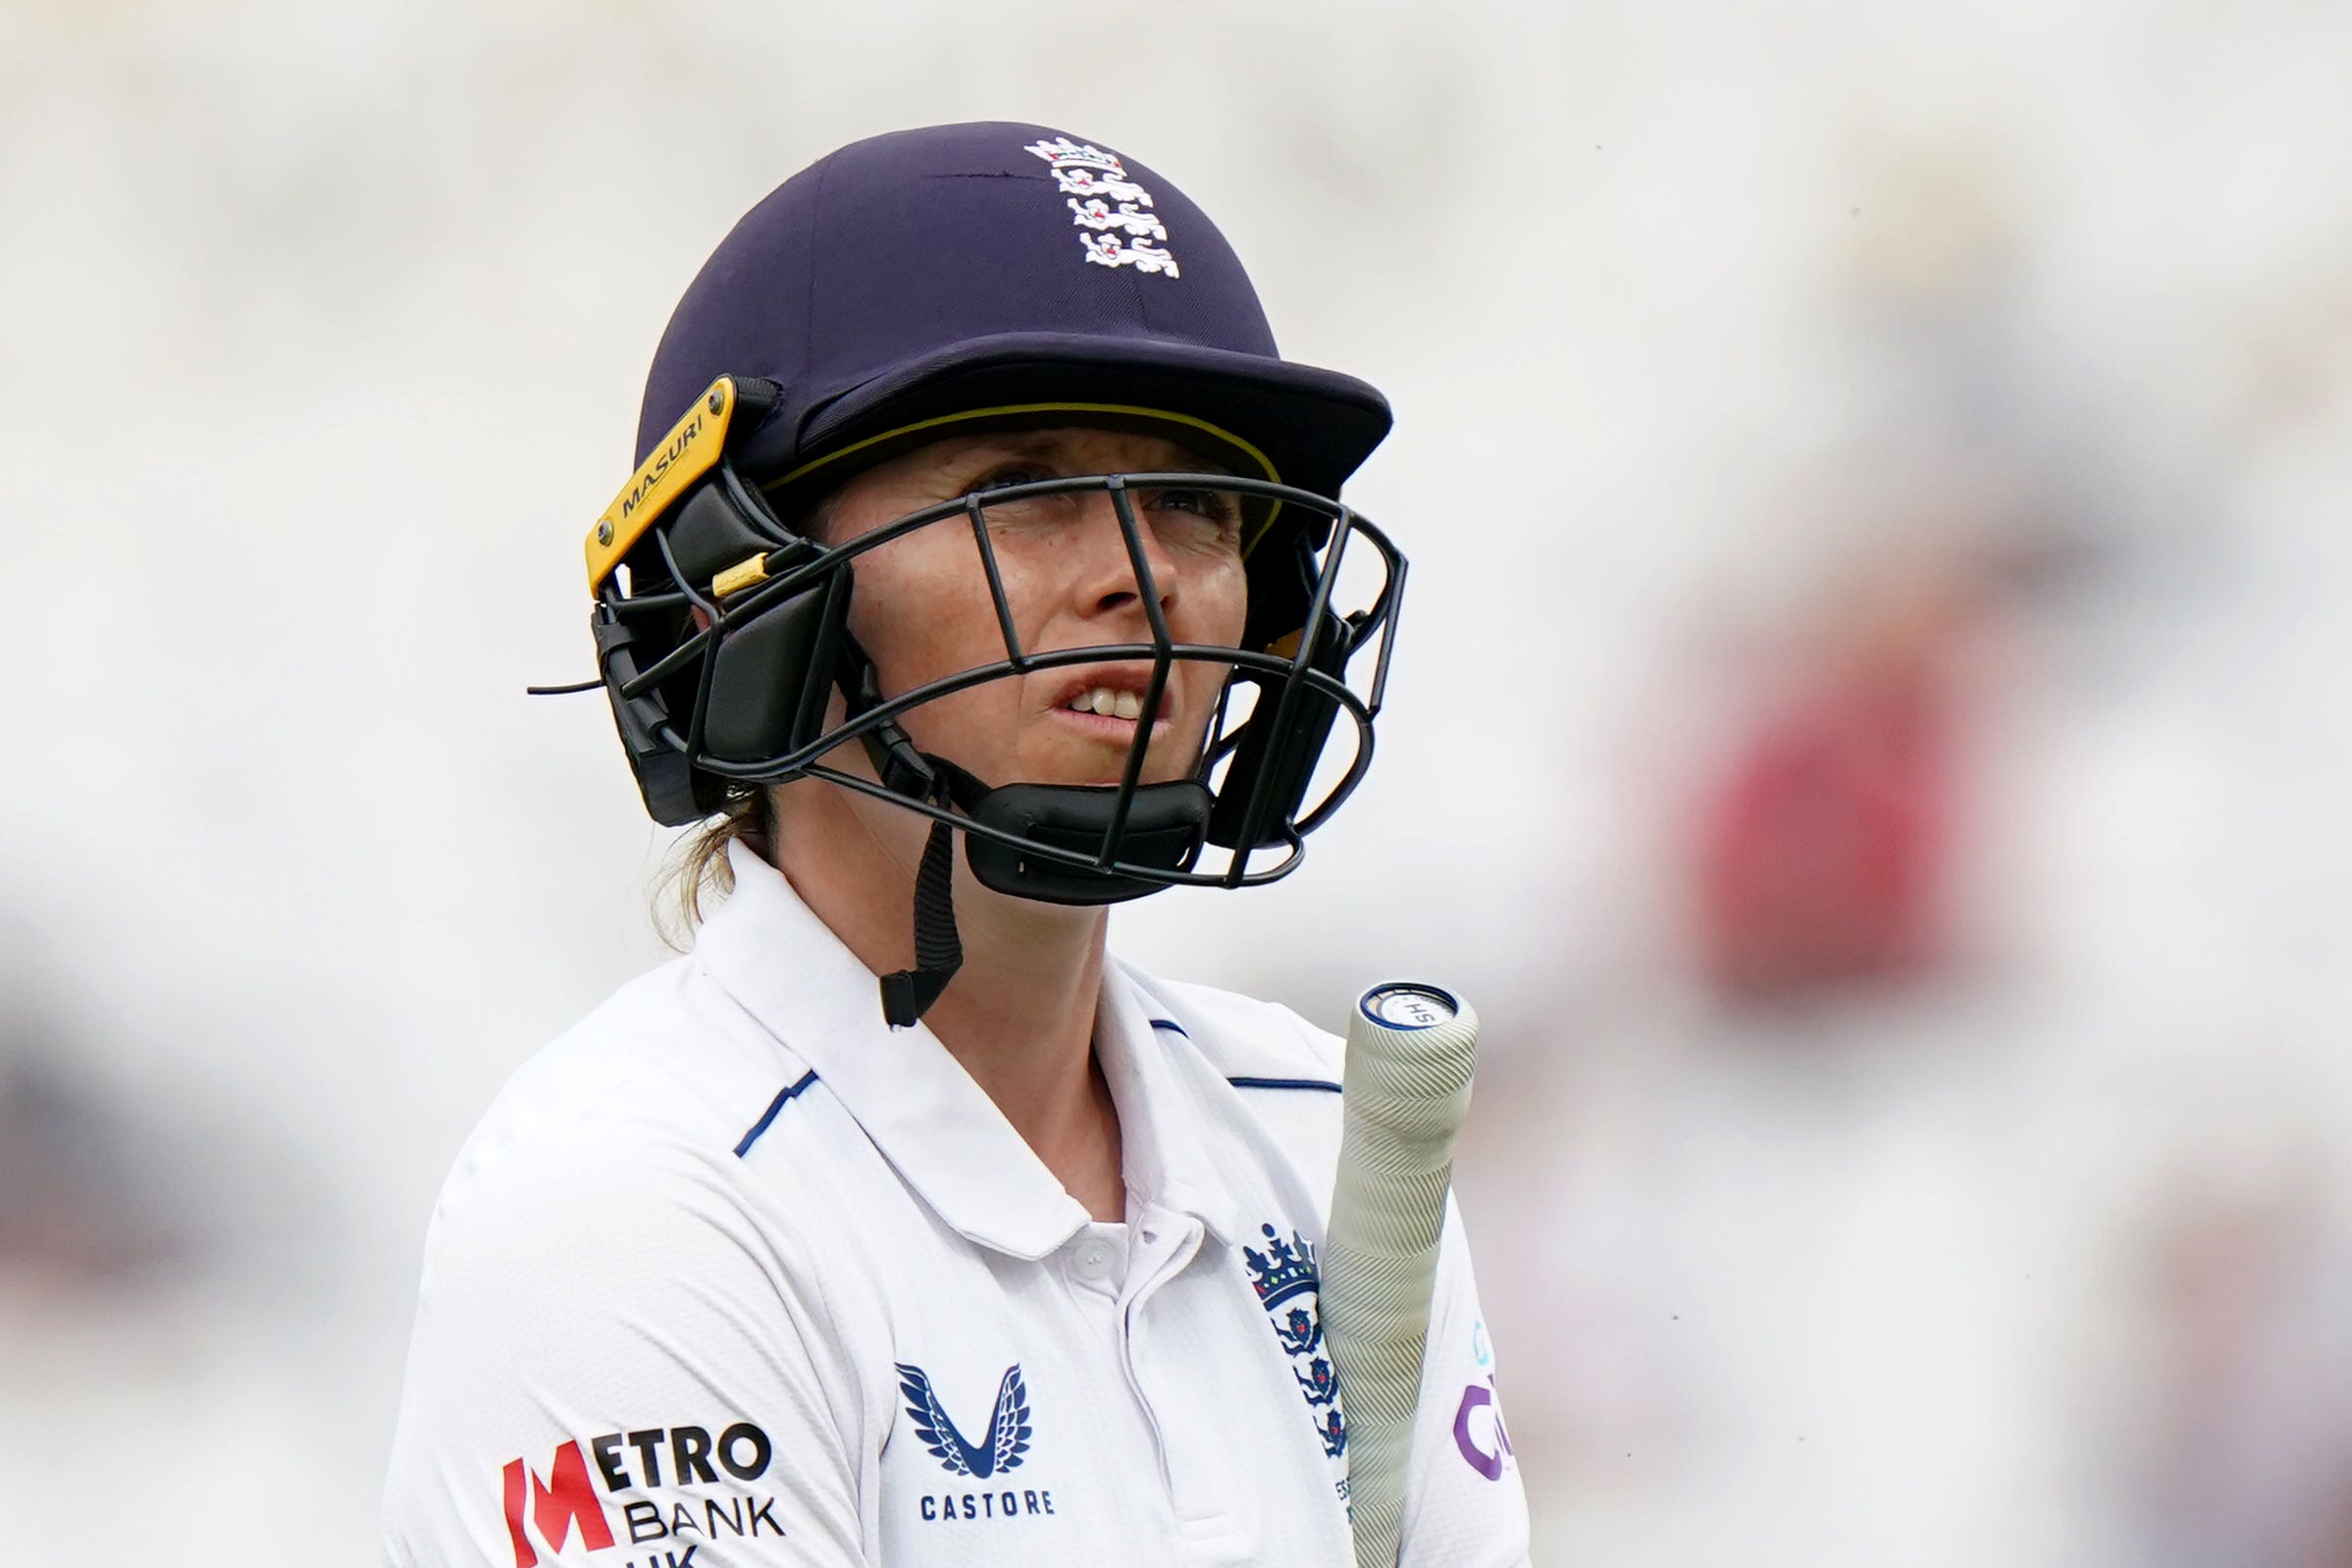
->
[1045,663,1176,740]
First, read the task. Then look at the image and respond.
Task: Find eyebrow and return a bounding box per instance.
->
[988,428,1233,475]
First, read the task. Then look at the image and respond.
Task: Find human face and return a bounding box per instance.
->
[817,425,1251,789]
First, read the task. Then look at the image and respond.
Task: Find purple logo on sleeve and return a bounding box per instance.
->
[1452,1380,1515,1481]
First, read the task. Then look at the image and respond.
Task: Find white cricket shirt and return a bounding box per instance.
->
[382,843,1532,1567]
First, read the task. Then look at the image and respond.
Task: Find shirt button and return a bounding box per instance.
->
[1073,1241,1115,1281]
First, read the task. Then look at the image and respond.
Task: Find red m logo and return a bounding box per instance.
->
[500,1441,616,1567]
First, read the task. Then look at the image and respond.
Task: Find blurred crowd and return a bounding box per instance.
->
[4,1,2348,1563]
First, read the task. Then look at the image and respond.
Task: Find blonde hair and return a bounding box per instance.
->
[654,786,776,950]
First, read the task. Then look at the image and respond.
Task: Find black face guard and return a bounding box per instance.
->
[551,376,1407,1020]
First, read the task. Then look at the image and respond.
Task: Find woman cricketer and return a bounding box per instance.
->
[382,122,1532,1568]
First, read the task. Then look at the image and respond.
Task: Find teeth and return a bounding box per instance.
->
[1065,686,1147,721]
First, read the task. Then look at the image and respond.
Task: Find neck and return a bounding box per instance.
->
[767,776,1125,1222]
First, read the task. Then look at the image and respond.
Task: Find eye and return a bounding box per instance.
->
[1150,486,1235,521]
[1157,484,1232,514]
[1145,485,1243,549]
[970,463,1052,497]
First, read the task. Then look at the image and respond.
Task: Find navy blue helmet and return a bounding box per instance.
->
[569,123,1409,1019]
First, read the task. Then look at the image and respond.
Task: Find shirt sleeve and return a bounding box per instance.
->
[1399,1193,1535,1568]
[380,1105,871,1567]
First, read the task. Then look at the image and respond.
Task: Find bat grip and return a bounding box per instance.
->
[1322,984,1478,1568]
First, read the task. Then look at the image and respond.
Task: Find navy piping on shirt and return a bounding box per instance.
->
[734,1070,820,1157]
[1151,1019,1340,1093]
[1226,1075,1343,1094]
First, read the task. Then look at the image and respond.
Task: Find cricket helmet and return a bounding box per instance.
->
[568,123,1409,1017]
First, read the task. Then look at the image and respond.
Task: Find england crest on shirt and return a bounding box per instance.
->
[1242,1223,1347,1462]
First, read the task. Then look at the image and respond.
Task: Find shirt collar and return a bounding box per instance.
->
[1093,960,1241,1246]
[696,844,1242,1257]
[696,842,1089,1260]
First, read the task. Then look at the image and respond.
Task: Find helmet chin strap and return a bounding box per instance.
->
[878,801,967,1029]
[838,651,975,1028]
[837,648,1213,1028]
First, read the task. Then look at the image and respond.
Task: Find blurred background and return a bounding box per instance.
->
[5,0,2350,1562]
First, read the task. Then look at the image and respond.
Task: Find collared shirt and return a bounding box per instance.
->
[382,844,1531,1567]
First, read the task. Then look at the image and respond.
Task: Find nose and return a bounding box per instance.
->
[1069,487,1180,626]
